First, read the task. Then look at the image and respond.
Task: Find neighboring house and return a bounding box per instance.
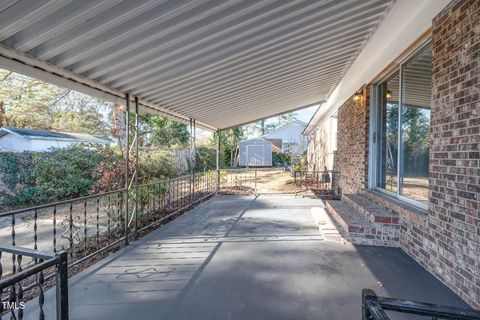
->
[305,113,338,171]
[239,139,272,167]
[0,127,114,152]
[262,120,307,155]
[263,138,282,151]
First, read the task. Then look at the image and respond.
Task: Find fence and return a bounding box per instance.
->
[135,171,216,234]
[219,169,257,194]
[293,170,340,197]
[0,169,338,274]
[362,289,480,320]
[218,168,339,196]
[0,245,68,320]
[0,189,127,275]
[0,168,341,318]
[0,171,216,305]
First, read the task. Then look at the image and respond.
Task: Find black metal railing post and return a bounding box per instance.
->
[362,288,480,320]
[0,246,70,320]
[55,251,69,320]
[362,288,374,320]
[362,289,389,320]
[294,171,297,196]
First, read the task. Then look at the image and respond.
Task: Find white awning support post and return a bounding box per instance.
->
[189,118,196,203]
[133,97,139,239]
[124,93,130,246]
[216,130,221,194]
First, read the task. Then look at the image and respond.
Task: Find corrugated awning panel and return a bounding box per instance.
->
[0,0,393,130]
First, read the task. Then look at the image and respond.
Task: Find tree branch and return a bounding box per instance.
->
[50,89,72,107]
[0,71,12,83]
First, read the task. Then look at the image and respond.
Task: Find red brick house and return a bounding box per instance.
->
[305,0,479,308]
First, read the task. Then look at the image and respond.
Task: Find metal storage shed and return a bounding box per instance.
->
[239,139,272,167]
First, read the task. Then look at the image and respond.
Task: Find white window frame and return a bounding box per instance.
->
[369,38,431,211]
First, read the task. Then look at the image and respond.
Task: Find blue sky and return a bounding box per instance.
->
[197,104,319,140]
[290,105,317,123]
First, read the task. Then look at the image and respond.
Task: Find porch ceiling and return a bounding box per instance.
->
[0,0,393,130]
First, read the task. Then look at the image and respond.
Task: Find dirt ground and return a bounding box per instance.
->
[254,169,295,193]
[383,176,428,204]
[248,169,320,196]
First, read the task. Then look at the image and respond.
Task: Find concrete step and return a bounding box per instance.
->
[310,207,344,243]
[342,194,398,225]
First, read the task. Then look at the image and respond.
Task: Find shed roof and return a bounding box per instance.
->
[240,138,272,145]
[0,127,114,143]
[0,0,395,131]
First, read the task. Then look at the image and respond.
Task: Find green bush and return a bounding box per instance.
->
[272,151,291,166]
[23,146,106,205]
[140,150,178,181]
[195,147,216,171]
[0,145,186,209]
[0,145,116,207]
[92,146,123,192]
[0,152,35,189]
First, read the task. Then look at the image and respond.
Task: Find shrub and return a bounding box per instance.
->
[0,145,187,209]
[1,145,116,207]
[140,150,178,181]
[27,145,106,204]
[195,147,216,171]
[92,145,123,192]
[0,152,35,202]
[272,151,291,166]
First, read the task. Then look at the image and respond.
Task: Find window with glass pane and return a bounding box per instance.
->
[377,72,399,193]
[399,45,432,204]
[375,43,431,207]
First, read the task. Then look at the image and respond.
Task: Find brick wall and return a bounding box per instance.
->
[335,85,370,194]
[370,0,480,308]
[309,0,479,308]
[427,0,480,308]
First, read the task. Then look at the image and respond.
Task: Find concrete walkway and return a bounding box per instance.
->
[25,195,468,319]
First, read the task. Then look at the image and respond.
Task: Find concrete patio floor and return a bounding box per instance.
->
[25,195,468,319]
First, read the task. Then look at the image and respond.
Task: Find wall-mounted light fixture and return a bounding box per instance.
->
[353,90,363,101]
[385,90,393,99]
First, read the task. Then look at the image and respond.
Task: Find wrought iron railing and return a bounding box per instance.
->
[217,169,340,196]
[293,170,340,197]
[0,245,68,320]
[0,171,217,287]
[0,189,127,272]
[135,171,216,235]
[362,289,480,320]
[219,169,257,194]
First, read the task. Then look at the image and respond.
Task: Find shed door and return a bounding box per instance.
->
[247,145,264,166]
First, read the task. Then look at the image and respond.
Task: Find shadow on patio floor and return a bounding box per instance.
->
[23,195,468,320]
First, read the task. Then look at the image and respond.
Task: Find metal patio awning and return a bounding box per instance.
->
[0,0,393,131]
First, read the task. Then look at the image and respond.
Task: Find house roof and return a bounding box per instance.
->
[262,120,307,138]
[0,127,114,143]
[267,120,307,133]
[240,138,272,145]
